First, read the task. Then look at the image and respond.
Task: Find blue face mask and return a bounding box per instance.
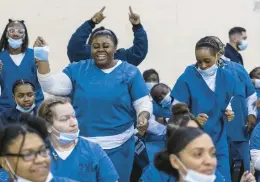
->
[238,40,248,51]
[16,103,35,113]
[52,127,80,144]
[160,92,172,108]
[8,37,23,49]
[197,64,218,77]
[34,46,49,60]
[146,82,157,92]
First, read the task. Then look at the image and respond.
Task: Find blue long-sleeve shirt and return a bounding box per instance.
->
[67,20,148,66]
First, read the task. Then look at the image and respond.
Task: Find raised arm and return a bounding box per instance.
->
[34,37,73,96]
[67,7,106,62]
[116,6,148,66]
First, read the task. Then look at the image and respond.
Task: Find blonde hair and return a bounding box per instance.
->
[37,96,71,124]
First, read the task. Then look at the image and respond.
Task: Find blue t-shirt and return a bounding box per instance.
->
[63,60,148,137]
[50,137,119,182]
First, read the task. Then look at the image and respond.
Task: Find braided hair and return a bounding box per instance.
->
[195,36,223,56]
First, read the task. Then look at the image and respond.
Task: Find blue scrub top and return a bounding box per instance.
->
[256,89,260,125]
[49,137,119,182]
[153,101,172,118]
[222,61,255,141]
[170,65,236,142]
[63,60,148,137]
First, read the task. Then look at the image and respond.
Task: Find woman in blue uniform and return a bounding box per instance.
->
[0,19,44,113]
[35,27,152,182]
[37,96,119,182]
[210,36,257,174]
[154,127,256,182]
[67,6,148,66]
[0,114,78,182]
[171,36,236,181]
[0,79,37,124]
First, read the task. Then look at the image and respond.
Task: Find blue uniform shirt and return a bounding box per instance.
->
[222,61,255,141]
[49,137,119,182]
[63,60,148,137]
[0,49,44,112]
[256,89,260,125]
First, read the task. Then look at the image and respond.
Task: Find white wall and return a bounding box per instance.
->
[1,0,260,86]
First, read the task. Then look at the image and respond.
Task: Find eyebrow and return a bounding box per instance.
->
[21,144,46,152]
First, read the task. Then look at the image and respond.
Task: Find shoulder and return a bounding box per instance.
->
[63,59,94,75]
[78,137,104,156]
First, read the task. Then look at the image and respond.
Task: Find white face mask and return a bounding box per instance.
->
[174,156,216,182]
[197,64,218,77]
[52,127,79,144]
[8,37,23,49]
[238,40,248,51]
[146,82,157,92]
[16,103,35,113]
[160,92,172,108]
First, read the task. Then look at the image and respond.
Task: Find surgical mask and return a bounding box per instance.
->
[238,40,248,51]
[34,46,49,61]
[8,37,23,49]
[146,82,157,92]
[52,127,79,144]
[197,64,218,77]
[16,103,35,113]
[160,92,172,108]
[174,156,216,182]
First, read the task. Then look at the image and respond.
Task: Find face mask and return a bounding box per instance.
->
[34,46,49,61]
[160,92,172,108]
[197,64,218,77]
[52,127,79,144]
[174,156,216,182]
[8,37,23,49]
[16,103,35,113]
[146,82,157,92]
[237,40,248,51]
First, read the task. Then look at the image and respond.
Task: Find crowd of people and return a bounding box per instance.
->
[0,5,260,182]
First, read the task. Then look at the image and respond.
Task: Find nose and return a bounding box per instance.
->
[23,95,30,102]
[200,62,207,70]
[203,154,216,167]
[69,117,78,127]
[34,153,47,164]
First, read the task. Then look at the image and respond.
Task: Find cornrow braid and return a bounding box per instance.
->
[12,79,35,94]
[195,36,222,52]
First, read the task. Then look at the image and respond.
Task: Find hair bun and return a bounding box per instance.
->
[172,103,189,115]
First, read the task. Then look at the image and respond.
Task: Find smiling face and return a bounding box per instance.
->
[169,134,217,175]
[195,48,217,70]
[1,133,50,182]
[7,21,25,40]
[91,35,117,69]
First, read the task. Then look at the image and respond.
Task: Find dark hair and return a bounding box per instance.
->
[195,36,223,56]
[229,27,246,37]
[12,79,35,94]
[155,127,204,177]
[0,19,29,52]
[37,96,71,125]
[0,113,48,156]
[143,69,160,82]
[150,83,171,103]
[249,67,260,79]
[88,26,118,47]
[167,103,202,139]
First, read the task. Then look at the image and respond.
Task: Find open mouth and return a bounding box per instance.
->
[96,53,107,61]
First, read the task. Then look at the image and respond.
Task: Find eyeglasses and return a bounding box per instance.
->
[7,27,25,36]
[4,147,50,162]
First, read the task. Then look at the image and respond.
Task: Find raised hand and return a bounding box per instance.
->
[91,6,106,24]
[129,6,141,25]
[33,36,47,47]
